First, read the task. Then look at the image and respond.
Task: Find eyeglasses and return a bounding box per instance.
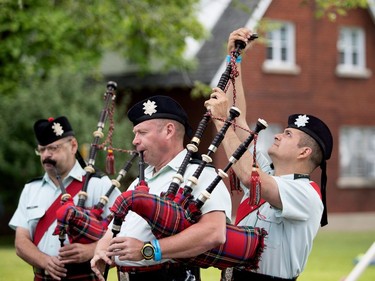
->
[35,139,72,155]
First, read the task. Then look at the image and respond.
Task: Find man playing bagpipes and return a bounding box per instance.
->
[91,96,232,281]
[204,28,334,281]
[9,116,121,280]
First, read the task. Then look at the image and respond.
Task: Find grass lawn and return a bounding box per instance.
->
[298,231,375,281]
[1,231,374,280]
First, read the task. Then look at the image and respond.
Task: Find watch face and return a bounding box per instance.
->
[144,246,153,256]
[142,244,154,259]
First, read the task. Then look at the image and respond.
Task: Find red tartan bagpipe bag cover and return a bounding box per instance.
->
[53,176,109,244]
[110,182,267,270]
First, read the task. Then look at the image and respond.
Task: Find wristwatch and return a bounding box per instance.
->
[141,241,155,260]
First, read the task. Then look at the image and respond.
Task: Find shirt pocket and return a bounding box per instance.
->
[256,209,283,249]
[26,206,45,223]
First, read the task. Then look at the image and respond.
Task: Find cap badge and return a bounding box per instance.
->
[143,100,157,116]
[52,122,64,136]
[294,115,309,127]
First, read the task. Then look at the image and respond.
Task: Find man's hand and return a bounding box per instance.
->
[90,249,114,281]
[107,236,144,261]
[227,28,254,54]
[44,255,67,280]
[59,242,96,264]
[205,87,230,131]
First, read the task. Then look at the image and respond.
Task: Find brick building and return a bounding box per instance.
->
[106,0,375,215]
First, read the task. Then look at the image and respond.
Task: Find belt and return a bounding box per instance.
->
[233,269,298,281]
[33,267,47,275]
[118,262,179,273]
[118,263,200,281]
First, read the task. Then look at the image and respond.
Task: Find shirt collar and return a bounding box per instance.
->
[42,160,84,184]
[144,149,187,179]
[278,174,310,181]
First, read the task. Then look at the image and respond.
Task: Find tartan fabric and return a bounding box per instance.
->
[110,190,192,237]
[173,188,202,223]
[182,225,267,270]
[172,187,191,206]
[53,200,106,243]
[110,189,267,270]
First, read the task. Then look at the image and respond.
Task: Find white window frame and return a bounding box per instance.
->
[262,21,300,75]
[336,26,372,79]
[338,126,375,188]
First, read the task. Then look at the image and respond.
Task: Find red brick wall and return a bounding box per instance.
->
[218,0,375,214]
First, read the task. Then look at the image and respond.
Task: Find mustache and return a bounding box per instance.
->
[43,158,57,166]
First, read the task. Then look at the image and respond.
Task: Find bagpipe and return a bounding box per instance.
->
[109,34,270,271]
[52,82,139,245]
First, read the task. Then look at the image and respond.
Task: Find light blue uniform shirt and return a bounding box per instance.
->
[9,161,120,256]
[113,149,232,267]
[238,152,323,279]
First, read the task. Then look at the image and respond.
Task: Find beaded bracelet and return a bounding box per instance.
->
[151,239,162,261]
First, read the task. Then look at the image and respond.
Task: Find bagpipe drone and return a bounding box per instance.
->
[52,82,139,245]
[109,34,269,271]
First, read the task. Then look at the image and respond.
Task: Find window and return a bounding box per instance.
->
[338,126,375,188]
[336,27,372,78]
[262,21,300,75]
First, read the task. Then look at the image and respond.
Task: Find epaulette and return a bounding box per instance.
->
[26,176,43,184]
[189,157,215,169]
[90,166,107,178]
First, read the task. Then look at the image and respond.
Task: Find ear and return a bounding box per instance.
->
[298,146,312,160]
[71,138,79,154]
[165,122,175,137]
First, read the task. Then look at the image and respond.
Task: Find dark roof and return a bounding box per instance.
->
[107,0,261,90]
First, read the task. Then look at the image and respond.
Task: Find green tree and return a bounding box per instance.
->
[0,0,370,94]
[0,0,204,231]
[0,70,137,219]
[0,0,204,93]
[312,0,369,20]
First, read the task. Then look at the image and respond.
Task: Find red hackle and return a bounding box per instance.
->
[249,166,261,206]
[106,149,115,175]
[249,133,261,206]
[229,168,242,194]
